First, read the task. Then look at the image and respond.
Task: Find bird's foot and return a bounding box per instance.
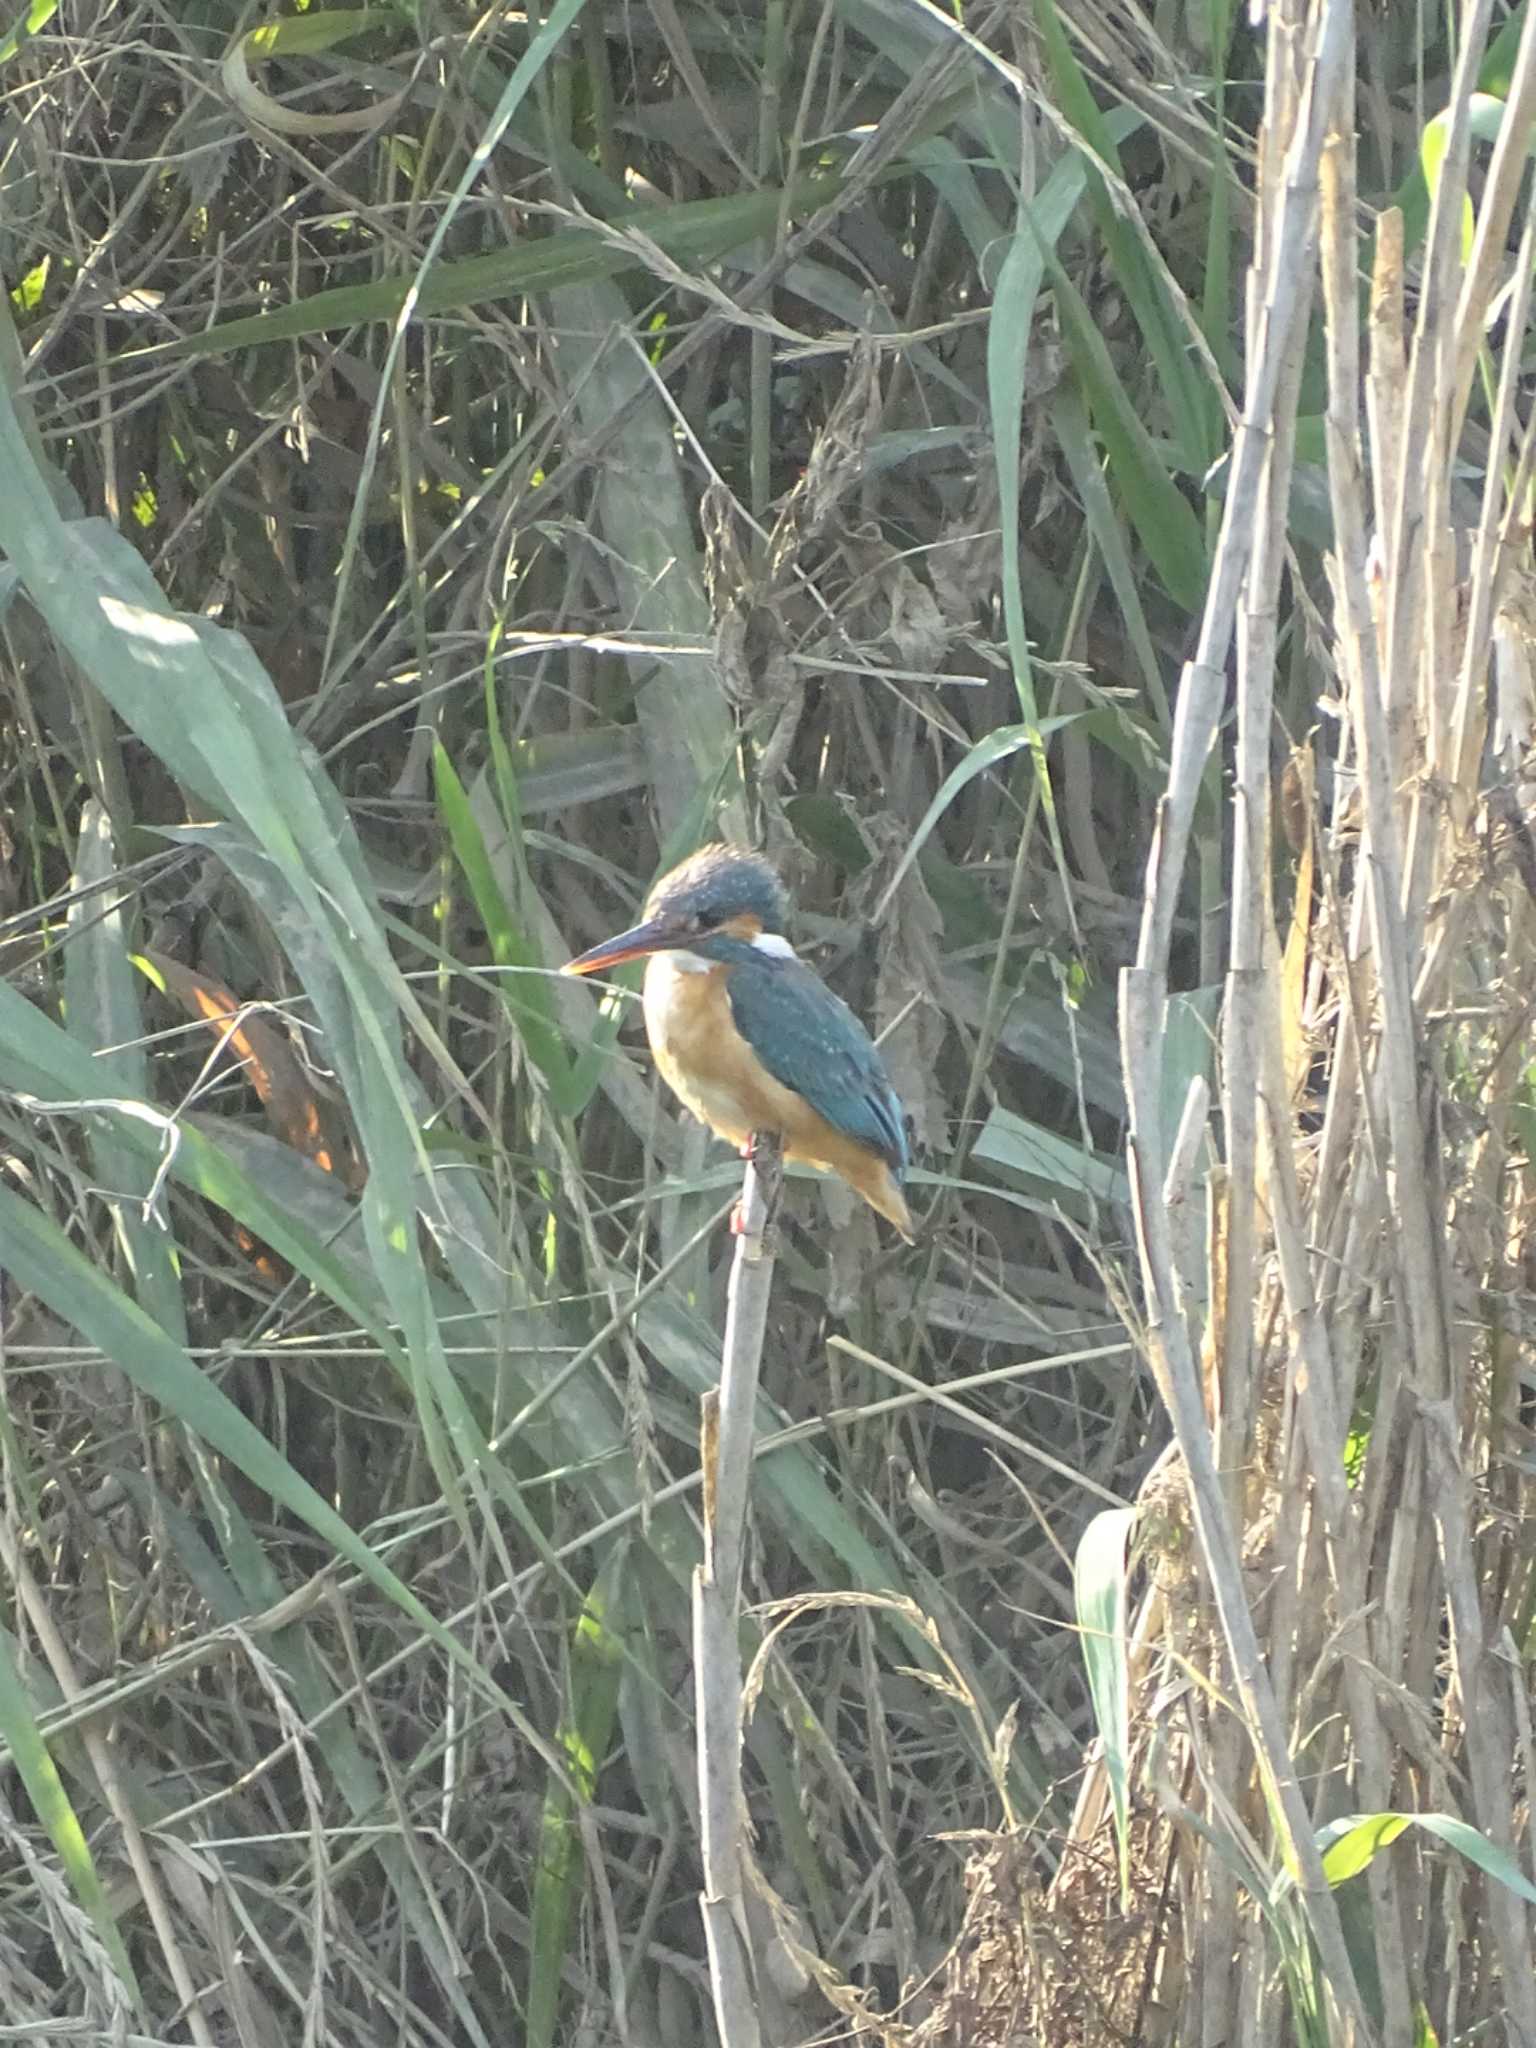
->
[731,1195,782,1253]
[730,1131,784,1255]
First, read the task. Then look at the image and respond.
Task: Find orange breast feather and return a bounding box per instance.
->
[641,953,913,1235]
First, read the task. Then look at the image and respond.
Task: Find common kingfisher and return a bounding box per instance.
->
[561,844,915,1239]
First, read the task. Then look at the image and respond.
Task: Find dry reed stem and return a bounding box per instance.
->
[694,1134,783,2048]
[1103,0,1536,2037]
[1322,2,1536,2032]
[1121,0,1372,2035]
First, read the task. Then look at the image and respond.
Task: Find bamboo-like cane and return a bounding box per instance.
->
[1118,3,1375,2037]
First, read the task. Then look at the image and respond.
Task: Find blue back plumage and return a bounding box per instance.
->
[700,938,909,1175]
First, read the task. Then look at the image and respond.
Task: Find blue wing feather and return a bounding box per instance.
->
[718,950,909,1175]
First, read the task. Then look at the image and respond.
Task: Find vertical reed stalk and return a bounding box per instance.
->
[694,1134,783,2048]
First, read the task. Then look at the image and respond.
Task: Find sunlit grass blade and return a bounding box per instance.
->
[1073,1507,1135,1908]
[0,0,57,64]
[0,1627,138,2006]
[988,155,1092,719]
[132,177,850,361]
[527,1552,627,2048]
[878,717,1077,910]
[0,977,401,1365]
[1049,385,1171,728]
[1034,0,1218,473]
[1046,252,1208,612]
[1317,1810,1536,1903]
[482,657,609,1111]
[0,401,495,1533]
[1,1187,443,1624]
[435,740,581,1113]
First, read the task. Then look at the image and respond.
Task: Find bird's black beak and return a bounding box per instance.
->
[560,915,692,978]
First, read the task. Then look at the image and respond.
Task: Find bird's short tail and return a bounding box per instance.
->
[846,1152,916,1242]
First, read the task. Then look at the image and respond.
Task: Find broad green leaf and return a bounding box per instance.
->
[482,658,608,1112]
[546,266,735,848]
[512,724,650,814]
[1034,0,1215,474]
[989,155,1092,719]
[1,1187,445,1629]
[0,488,449,1160]
[752,1704,839,1940]
[944,967,1125,1117]
[834,0,1025,163]
[1318,1810,1536,1904]
[0,0,57,65]
[1048,253,1208,611]
[0,399,490,1535]
[1480,4,1532,97]
[1419,94,1523,263]
[1200,0,1239,393]
[1049,384,1170,728]
[244,7,390,58]
[1074,1508,1136,1907]
[972,1102,1129,1213]
[125,178,848,361]
[877,717,1080,907]
[0,1181,568,1802]
[908,134,1007,280]
[1159,987,1221,1178]
[483,638,528,849]
[784,794,874,873]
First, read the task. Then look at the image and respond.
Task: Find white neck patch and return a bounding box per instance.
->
[750,931,796,960]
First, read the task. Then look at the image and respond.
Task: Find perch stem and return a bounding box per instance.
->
[694,1130,783,2048]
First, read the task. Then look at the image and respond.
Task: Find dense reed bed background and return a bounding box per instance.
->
[2,0,1535,2040]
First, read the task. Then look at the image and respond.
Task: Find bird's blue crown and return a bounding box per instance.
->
[646,843,789,936]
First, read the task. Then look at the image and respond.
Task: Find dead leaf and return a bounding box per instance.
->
[139,949,364,1192]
